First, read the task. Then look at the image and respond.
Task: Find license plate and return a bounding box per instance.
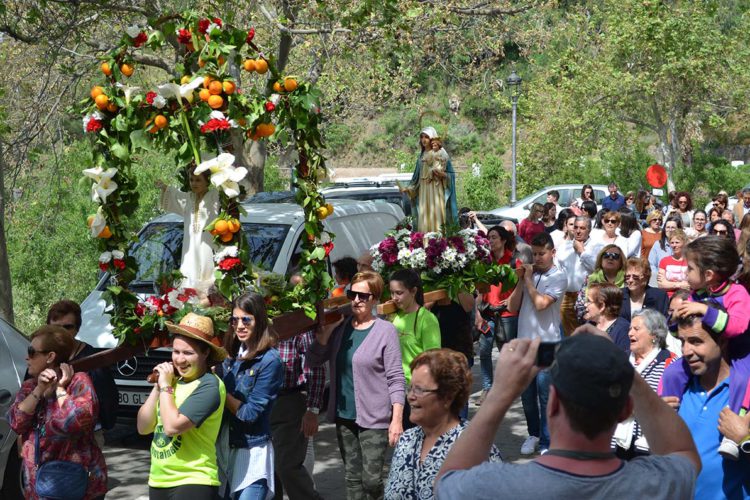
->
[118,390,149,406]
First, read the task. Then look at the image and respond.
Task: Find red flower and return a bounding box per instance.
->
[133,327,142,334]
[177,288,198,302]
[134,303,146,317]
[132,32,148,47]
[99,262,109,272]
[246,27,255,44]
[86,118,103,133]
[324,242,334,257]
[177,29,192,45]
[198,19,211,34]
[264,101,275,112]
[146,91,157,105]
[146,296,163,312]
[213,18,223,27]
[113,259,126,270]
[200,118,232,134]
[218,257,242,271]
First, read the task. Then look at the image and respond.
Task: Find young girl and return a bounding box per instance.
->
[659,236,750,459]
[657,229,689,298]
[518,203,545,243]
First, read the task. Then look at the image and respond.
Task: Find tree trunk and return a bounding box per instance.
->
[0,145,15,324]
[651,98,677,192]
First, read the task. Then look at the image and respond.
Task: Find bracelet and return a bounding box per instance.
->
[740,435,750,454]
[56,390,67,399]
[159,386,174,395]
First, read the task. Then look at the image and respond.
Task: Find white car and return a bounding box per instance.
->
[486,184,609,221]
[77,199,404,415]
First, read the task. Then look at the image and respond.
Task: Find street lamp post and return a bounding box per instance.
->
[506,70,522,205]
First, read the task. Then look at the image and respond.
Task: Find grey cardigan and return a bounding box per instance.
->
[307,317,405,429]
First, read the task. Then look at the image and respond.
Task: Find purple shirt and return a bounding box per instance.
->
[307,317,405,429]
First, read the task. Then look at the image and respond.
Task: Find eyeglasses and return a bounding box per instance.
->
[650,219,663,224]
[407,385,439,397]
[624,274,644,280]
[604,219,618,224]
[346,290,374,302]
[713,229,728,235]
[230,316,254,327]
[28,345,50,358]
[602,252,621,260]
[678,200,688,204]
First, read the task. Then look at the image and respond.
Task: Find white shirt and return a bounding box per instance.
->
[590,231,629,258]
[517,266,568,342]
[556,238,604,292]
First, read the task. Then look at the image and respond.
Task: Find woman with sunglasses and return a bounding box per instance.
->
[9,326,107,500]
[710,219,737,244]
[308,270,405,500]
[575,244,626,323]
[218,293,283,499]
[592,210,628,256]
[666,192,694,229]
[657,229,690,298]
[647,215,683,287]
[619,257,669,320]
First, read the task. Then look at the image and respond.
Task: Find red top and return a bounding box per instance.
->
[483,249,521,317]
[519,219,545,244]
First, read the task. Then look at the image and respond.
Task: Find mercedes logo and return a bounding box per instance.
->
[116,357,138,377]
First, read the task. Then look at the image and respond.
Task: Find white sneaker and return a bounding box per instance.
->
[520,436,539,455]
[539,448,549,456]
[719,437,740,460]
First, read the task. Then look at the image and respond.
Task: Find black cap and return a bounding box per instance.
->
[549,334,634,409]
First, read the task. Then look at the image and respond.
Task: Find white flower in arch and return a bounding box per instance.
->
[194,153,248,199]
[83,166,119,203]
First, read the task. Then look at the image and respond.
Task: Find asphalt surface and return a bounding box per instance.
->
[103,350,533,499]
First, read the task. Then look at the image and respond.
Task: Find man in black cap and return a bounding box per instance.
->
[435,332,700,499]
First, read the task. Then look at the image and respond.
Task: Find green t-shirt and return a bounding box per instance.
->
[335,321,373,420]
[149,372,226,488]
[392,308,441,383]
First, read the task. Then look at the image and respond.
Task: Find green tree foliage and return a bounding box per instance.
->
[459,154,508,210]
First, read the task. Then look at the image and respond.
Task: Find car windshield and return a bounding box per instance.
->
[129,222,290,286]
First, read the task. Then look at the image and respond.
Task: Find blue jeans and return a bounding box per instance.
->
[521,369,551,449]
[478,316,518,390]
[459,356,475,420]
[233,479,268,500]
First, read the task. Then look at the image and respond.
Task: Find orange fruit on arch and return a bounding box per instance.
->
[207,94,224,109]
[203,75,214,88]
[255,59,269,74]
[214,220,229,234]
[154,115,168,129]
[283,78,298,92]
[220,232,234,243]
[222,81,236,94]
[198,57,206,68]
[208,80,223,95]
[273,81,283,93]
[120,63,134,77]
[243,59,256,72]
[228,219,240,233]
[106,102,118,113]
[199,88,211,102]
[101,62,112,76]
[95,94,109,110]
[90,86,105,100]
[98,226,113,239]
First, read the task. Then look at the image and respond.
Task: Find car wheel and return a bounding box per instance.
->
[1,443,24,500]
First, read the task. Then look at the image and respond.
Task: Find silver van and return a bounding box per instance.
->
[485,184,609,221]
[0,318,30,498]
[77,199,404,414]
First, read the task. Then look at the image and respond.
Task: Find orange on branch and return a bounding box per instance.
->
[106,102,118,113]
[181,75,192,84]
[220,232,234,243]
[94,94,109,110]
[218,55,226,66]
[243,59,256,72]
[222,81,236,94]
[198,57,206,68]
[90,86,105,100]
[208,80,223,95]
[199,88,211,102]
[100,62,112,76]
[255,59,268,74]
[214,220,229,234]
[228,219,240,233]
[203,75,214,88]
[273,81,283,93]
[154,115,168,129]
[207,94,224,109]
[120,63,134,77]
[98,226,113,239]
[283,78,298,92]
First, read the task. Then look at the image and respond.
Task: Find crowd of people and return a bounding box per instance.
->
[7,177,750,500]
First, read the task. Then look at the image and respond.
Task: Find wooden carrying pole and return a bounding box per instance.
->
[377,289,448,315]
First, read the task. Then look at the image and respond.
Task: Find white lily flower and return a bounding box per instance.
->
[194,153,248,198]
[157,77,204,102]
[112,250,125,260]
[99,252,112,263]
[83,166,119,203]
[90,208,107,238]
[115,82,141,105]
[153,95,167,109]
[126,25,141,38]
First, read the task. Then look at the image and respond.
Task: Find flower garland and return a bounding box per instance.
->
[81,10,332,345]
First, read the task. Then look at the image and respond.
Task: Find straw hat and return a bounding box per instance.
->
[166,312,228,363]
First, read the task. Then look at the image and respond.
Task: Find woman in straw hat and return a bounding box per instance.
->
[136,312,227,500]
[217,291,283,500]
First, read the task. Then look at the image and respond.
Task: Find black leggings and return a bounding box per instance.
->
[149,484,219,500]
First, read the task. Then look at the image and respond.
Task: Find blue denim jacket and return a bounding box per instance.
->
[219,348,283,448]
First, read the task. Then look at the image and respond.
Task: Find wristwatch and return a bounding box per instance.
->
[740,435,750,453]
[306,407,320,415]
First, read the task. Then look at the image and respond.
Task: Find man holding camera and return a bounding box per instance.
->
[507,232,567,456]
[435,333,700,499]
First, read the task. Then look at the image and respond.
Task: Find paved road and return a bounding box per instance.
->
[104,352,533,499]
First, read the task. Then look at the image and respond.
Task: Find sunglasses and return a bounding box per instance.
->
[713,229,728,235]
[602,252,621,260]
[604,219,618,224]
[28,345,50,358]
[624,274,644,280]
[346,290,374,302]
[230,316,254,327]
[650,218,663,224]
